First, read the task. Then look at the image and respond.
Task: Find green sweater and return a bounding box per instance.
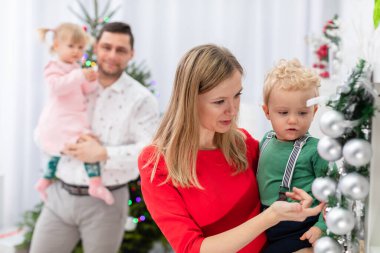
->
[257,131,327,231]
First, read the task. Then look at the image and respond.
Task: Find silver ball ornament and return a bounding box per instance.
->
[338,172,369,200]
[319,110,346,138]
[314,237,342,253]
[312,177,337,202]
[318,136,342,161]
[343,139,372,167]
[326,207,355,235]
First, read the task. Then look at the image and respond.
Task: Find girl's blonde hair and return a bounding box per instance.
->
[37,22,91,53]
[263,59,320,105]
[147,44,248,189]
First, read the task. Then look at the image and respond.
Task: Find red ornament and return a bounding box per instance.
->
[83,26,87,32]
[320,71,330,78]
[316,44,329,60]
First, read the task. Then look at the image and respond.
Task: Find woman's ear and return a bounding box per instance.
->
[262,104,270,120]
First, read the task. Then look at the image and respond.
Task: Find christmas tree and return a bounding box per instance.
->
[18,1,165,252]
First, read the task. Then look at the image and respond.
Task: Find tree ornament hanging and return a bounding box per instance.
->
[314,236,343,253]
[338,172,369,200]
[326,207,356,235]
[319,110,346,138]
[312,177,337,202]
[317,136,342,161]
[342,139,372,167]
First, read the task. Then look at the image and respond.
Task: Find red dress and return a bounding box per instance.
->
[138,129,266,253]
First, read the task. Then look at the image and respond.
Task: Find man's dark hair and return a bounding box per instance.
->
[97,22,134,49]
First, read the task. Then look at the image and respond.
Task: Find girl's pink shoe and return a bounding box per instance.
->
[35,178,52,201]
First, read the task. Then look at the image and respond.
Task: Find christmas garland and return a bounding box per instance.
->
[312,59,377,252]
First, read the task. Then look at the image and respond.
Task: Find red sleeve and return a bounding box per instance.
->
[239,128,260,174]
[138,146,204,253]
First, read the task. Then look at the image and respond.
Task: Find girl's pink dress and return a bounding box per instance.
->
[35,60,97,155]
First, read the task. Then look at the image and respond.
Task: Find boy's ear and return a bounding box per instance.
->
[262,104,270,120]
[313,105,319,115]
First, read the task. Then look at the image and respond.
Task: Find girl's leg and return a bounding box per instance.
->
[35,156,60,201]
[85,163,115,205]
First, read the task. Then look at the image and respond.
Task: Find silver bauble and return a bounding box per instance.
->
[318,136,342,161]
[312,177,337,202]
[326,207,355,235]
[343,139,372,167]
[320,110,346,138]
[338,172,369,200]
[314,237,342,253]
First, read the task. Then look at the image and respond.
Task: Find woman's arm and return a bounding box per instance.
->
[200,188,324,253]
[139,145,324,253]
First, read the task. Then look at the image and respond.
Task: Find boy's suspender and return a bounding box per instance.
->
[259,132,310,201]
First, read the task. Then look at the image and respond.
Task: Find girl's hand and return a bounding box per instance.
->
[82,68,98,82]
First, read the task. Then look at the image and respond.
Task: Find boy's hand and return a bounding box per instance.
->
[82,68,98,82]
[300,226,322,244]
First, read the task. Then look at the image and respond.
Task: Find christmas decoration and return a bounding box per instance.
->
[18,1,165,252]
[342,139,372,167]
[312,57,377,251]
[309,15,341,79]
[326,207,356,235]
[317,136,342,161]
[338,172,369,200]
[314,236,343,253]
[311,177,337,202]
[319,110,346,138]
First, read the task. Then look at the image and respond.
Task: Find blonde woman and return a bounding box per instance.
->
[138,44,324,253]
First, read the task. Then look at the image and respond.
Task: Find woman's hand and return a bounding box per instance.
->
[265,187,325,225]
[285,187,313,208]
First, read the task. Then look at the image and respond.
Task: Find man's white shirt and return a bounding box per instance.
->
[55,72,159,186]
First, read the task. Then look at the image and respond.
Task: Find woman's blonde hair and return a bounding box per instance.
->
[148,44,248,188]
[263,59,320,105]
[37,22,91,53]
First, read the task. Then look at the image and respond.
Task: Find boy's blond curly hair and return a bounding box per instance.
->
[263,59,320,105]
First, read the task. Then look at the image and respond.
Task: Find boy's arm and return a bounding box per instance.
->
[314,212,327,232]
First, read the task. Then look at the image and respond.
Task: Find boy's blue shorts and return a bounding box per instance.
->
[261,204,319,253]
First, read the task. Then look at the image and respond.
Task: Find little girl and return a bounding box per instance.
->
[34,22,114,205]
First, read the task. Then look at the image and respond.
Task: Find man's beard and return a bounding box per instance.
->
[98,64,124,79]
